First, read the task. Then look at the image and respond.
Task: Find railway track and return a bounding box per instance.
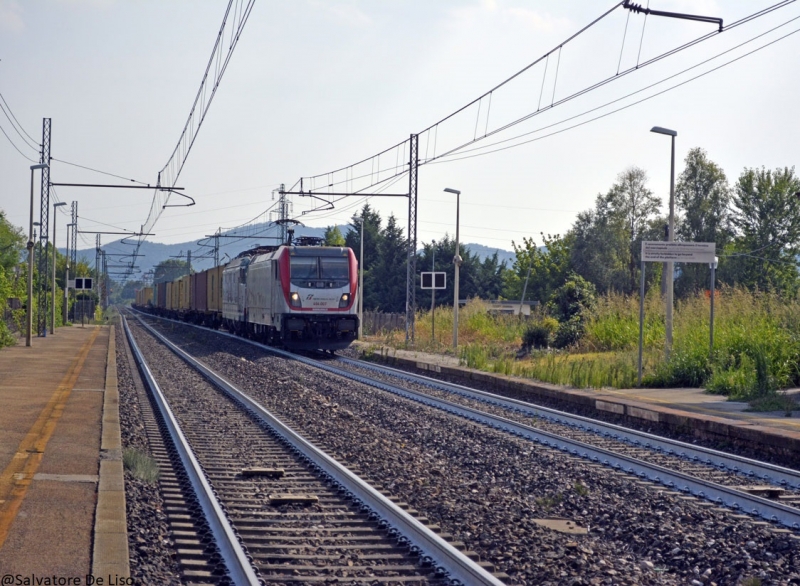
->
[131,308,800,531]
[127,309,800,583]
[122,315,502,585]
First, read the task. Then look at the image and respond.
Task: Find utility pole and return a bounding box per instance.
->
[214,229,220,267]
[37,119,52,337]
[405,134,419,344]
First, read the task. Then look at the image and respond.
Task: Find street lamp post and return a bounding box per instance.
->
[359,219,365,339]
[65,222,76,325]
[650,126,677,359]
[444,188,461,349]
[52,202,67,334]
[27,164,49,346]
[431,240,436,345]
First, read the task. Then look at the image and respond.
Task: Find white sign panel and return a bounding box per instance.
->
[421,272,446,290]
[642,241,716,263]
[70,277,94,290]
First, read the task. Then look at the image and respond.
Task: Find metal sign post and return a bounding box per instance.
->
[710,256,718,362]
[638,242,716,385]
[421,272,447,345]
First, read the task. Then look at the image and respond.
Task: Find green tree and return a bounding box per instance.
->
[323,225,346,247]
[569,168,663,294]
[345,204,384,310]
[415,235,503,307]
[0,210,25,272]
[153,259,190,284]
[674,148,732,296]
[371,214,407,312]
[504,233,572,304]
[724,167,800,293]
[0,211,27,346]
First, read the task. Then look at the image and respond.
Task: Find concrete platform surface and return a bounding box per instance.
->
[0,325,128,580]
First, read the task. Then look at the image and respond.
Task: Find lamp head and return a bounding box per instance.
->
[30,163,49,170]
[33,222,40,227]
[54,202,67,208]
[443,187,460,195]
[650,126,677,137]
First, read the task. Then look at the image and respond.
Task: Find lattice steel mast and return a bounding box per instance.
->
[37,119,51,336]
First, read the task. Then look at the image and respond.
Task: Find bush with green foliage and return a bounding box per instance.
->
[522,317,557,350]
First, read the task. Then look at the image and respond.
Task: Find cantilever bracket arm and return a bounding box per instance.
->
[298,192,335,216]
[162,189,195,208]
[623,0,723,32]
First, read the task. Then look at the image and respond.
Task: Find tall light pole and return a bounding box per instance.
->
[52,202,67,334]
[357,217,364,339]
[444,188,461,349]
[27,163,49,347]
[651,126,677,359]
[431,240,436,345]
[65,222,76,325]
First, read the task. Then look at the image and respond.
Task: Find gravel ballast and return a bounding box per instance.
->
[135,316,800,585]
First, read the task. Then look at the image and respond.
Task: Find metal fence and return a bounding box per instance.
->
[362,311,405,335]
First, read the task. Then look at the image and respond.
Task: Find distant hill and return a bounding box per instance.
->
[464,243,516,267]
[74,223,516,279]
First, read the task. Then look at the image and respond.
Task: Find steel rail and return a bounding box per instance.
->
[130,312,503,586]
[336,356,800,490]
[130,310,800,529]
[121,316,261,585]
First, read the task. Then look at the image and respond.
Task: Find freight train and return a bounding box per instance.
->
[134,238,359,351]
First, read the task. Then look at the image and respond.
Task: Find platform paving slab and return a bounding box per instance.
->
[0,325,128,580]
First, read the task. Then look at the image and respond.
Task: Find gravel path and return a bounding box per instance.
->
[139,317,800,585]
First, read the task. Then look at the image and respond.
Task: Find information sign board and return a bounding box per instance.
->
[421,272,446,290]
[70,277,94,290]
[641,241,715,263]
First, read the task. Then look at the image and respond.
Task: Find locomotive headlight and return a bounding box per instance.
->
[290,291,302,307]
[339,293,350,308]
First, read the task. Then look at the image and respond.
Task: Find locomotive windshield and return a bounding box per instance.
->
[290,255,349,287]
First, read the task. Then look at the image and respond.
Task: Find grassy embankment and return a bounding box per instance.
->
[373,289,800,408]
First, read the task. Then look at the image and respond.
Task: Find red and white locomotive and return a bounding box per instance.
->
[222,238,358,349]
[135,236,359,351]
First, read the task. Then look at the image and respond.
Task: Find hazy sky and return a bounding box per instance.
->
[2,0,799,262]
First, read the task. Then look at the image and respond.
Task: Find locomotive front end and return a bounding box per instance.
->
[279,246,359,350]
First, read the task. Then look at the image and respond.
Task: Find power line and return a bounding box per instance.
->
[120,0,257,284]
[0,92,40,150]
[51,157,150,185]
[427,22,800,164]
[0,122,38,163]
[293,0,796,205]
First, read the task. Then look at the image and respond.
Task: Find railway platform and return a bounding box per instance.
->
[0,325,128,581]
[360,343,800,460]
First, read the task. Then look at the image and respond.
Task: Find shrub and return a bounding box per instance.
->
[548,273,597,322]
[522,318,556,350]
[552,315,585,349]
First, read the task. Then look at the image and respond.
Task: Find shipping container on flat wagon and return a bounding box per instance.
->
[191,271,208,313]
[166,281,175,311]
[178,274,192,311]
[207,265,223,313]
[155,281,168,310]
[135,286,153,307]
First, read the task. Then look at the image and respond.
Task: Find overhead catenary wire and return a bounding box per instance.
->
[0,92,40,151]
[119,0,257,284]
[0,122,38,163]
[291,0,796,220]
[426,19,800,165]
[51,158,150,185]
